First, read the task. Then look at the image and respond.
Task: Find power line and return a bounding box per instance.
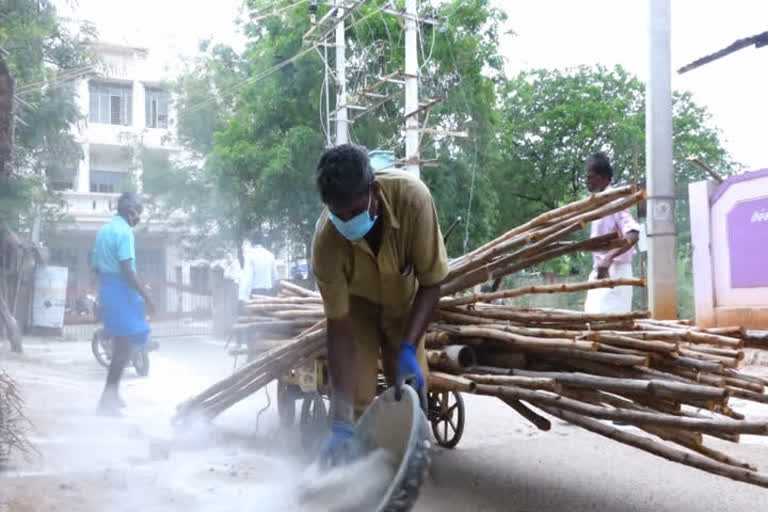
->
[439,27,480,252]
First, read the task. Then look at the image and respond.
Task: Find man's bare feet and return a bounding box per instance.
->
[98,390,126,415]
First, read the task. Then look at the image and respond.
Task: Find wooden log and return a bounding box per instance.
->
[678,347,739,368]
[426,345,477,373]
[559,388,703,446]
[589,332,678,354]
[268,309,325,319]
[726,387,768,404]
[473,365,514,375]
[533,349,648,367]
[508,370,728,402]
[424,331,451,348]
[699,326,746,338]
[455,184,637,265]
[443,233,626,295]
[654,356,724,374]
[681,345,744,361]
[175,329,326,415]
[246,296,322,305]
[539,406,768,489]
[448,189,645,281]
[447,306,650,324]
[437,324,598,352]
[499,397,551,431]
[475,351,527,370]
[634,323,743,348]
[279,280,320,297]
[440,277,646,308]
[464,374,562,393]
[429,372,476,393]
[243,303,321,312]
[473,384,768,435]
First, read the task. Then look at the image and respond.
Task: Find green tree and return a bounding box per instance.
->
[495,65,734,315]
[0,0,93,350]
[166,0,508,262]
[0,0,94,230]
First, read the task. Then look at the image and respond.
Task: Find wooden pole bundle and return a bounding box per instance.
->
[175,189,768,489]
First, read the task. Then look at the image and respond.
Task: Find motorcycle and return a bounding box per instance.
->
[91,327,157,377]
[90,295,157,377]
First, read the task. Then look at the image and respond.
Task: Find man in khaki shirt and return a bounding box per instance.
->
[312,144,449,466]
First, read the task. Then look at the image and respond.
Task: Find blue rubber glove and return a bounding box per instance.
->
[320,421,358,468]
[396,342,424,392]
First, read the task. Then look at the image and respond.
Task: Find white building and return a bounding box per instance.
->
[46,42,213,317]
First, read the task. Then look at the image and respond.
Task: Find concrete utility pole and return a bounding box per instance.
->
[404,0,420,177]
[334,0,348,145]
[646,0,677,319]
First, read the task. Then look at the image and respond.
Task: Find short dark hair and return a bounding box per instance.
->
[316,144,374,206]
[586,151,613,181]
[249,230,265,246]
[117,192,142,214]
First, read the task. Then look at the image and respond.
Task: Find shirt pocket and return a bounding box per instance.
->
[380,262,417,317]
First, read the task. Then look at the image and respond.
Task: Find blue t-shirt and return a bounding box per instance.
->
[92,216,136,274]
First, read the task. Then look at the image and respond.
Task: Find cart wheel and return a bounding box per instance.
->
[299,392,329,452]
[91,329,112,369]
[428,390,465,449]
[277,382,300,427]
[132,347,150,377]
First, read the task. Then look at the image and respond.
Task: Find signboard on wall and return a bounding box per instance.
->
[728,197,768,288]
[32,265,68,328]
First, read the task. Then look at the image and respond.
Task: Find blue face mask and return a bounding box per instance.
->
[328,188,378,241]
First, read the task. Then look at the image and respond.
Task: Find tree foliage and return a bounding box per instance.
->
[164,0,734,308]
[0,0,94,231]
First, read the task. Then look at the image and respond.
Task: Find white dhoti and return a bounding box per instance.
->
[584,262,634,314]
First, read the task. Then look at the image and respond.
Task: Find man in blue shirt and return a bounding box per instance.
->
[91,192,154,413]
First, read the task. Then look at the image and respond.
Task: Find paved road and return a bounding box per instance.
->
[2,336,767,511]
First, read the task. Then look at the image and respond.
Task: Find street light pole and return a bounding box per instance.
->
[646,0,677,319]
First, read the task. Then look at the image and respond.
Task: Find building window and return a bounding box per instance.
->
[89,82,132,126]
[145,88,169,129]
[89,170,128,193]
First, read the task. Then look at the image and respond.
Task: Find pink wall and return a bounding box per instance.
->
[689,170,768,328]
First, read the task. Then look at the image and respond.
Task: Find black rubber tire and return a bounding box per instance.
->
[429,390,465,449]
[91,329,112,369]
[299,392,329,452]
[277,382,300,428]
[132,348,150,377]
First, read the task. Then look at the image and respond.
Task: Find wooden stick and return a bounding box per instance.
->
[464,374,562,393]
[533,349,649,367]
[444,306,650,324]
[507,370,728,402]
[473,384,768,435]
[279,280,320,297]
[440,277,646,307]
[499,397,552,431]
[456,184,637,264]
[437,324,599,352]
[426,345,477,373]
[429,372,476,393]
[475,351,527,370]
[450,189,645,280]
[539,406,768,489]
[444,233,626,294]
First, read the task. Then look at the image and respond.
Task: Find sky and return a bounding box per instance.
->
[57,0,767,170]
